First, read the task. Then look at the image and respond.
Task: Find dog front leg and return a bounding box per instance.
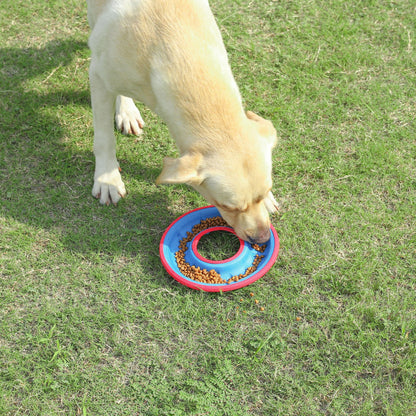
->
[115,95,145,136]
[90,69,126,205]
[264,191,280,213]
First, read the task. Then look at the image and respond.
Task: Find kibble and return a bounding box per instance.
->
[175,216,266,284]
[251,243,267,253]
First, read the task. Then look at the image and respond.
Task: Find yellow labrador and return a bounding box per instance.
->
[87,0,278,243]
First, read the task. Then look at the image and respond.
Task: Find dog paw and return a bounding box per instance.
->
[92,168,126,205]
[115,96,145,136]
[264,191,279,213]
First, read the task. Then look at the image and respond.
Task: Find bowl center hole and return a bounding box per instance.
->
[196,230,241,262]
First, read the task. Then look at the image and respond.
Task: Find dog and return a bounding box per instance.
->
[87,0,278,243]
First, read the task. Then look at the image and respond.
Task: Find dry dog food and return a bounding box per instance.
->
[174,216,265,284]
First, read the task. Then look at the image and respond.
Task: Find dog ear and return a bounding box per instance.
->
[156,152,204,185]
[246,111,277,149]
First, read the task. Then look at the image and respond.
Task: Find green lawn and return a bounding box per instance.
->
[1,0,415,415]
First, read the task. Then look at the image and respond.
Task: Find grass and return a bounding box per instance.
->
[196,231,242,262]
[0,0,415,414]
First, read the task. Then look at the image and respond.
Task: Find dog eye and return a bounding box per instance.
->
[221,203,237,212]
[217,202,242,213]
[230,204,249,213]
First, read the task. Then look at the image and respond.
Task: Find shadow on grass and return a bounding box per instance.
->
[0,38,178,280]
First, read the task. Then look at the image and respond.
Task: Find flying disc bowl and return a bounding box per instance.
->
[160,206,279,292]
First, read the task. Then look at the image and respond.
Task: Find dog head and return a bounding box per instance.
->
[156,111,278,244]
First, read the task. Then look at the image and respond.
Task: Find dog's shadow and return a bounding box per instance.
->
[0,38,182,277]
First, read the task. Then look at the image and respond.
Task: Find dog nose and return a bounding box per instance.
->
[248,228,270,245]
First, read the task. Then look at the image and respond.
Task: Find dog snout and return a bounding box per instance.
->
[248,227,271,245]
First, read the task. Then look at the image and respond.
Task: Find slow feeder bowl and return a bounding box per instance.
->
[160,206,279,292]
